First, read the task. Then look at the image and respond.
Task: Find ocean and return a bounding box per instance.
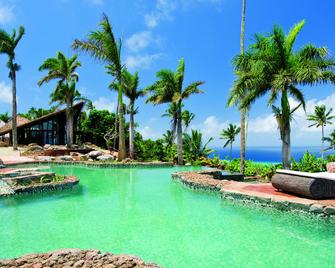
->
[209,146,334,163]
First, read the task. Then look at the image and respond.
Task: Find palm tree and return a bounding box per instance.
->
[162,130,175,147]
[324,130,335,153]
[307,105,335,159]
[230,20,335,169]
[72,13,127,161]
[38,52,82,148]
[182,110,195,132]
[146,58,204,165]
[0,26,25,150]
[0,113,10,123]
[220,124,240,160]
[183,130,213,162]
[110,70,145,159]
[162,102,179,142]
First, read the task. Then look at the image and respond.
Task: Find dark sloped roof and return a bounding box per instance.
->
[0,102,84,136]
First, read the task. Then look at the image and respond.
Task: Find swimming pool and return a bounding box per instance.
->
[1,165,335,267]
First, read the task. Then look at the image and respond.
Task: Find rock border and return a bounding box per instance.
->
[0,249,161,268]
[172,170,335,219]
[6,161,174,169]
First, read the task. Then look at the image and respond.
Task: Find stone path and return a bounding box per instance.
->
[0,147,35,165]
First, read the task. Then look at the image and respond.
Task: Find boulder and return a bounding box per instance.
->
[97,155,114,161]
[88,150,103,159]
[35,156,52,162]
[58,155,74,161]
[79,154,89,161]
[309,204,324,214]
[43,144,51,150]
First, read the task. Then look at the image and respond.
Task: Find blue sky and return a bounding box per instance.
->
[0,0,334,147]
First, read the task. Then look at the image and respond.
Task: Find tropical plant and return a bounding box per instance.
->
[162,102,179,142]
[38,51,82,148]
[323,130,335,152]
[0,112,10,123]
[183,130,213,163]
[72,13,127,161]
[291,151,326,173]
[146,58,204,165]
[162,130,175,147]
[110,70,145,159]
[0,26,25,150]
[307,105,335,159]
[182,110,195,131]
[220,124,240,160]
[230,20,335,169]
[20,107,57,120]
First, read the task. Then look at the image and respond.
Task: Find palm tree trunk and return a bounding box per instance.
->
[118,89,126,161]
[282,124,291,169]
[66,100,74,149]
[177,101,183,165]
[321,125,324,159]
[230,142,233,160]
[129,105,135,159]
[11,69,18,150]
[239,0,246,174]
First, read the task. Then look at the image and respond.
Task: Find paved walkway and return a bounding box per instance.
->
[0,147,35,165]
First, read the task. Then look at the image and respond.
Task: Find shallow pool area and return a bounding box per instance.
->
[1,165,335,267]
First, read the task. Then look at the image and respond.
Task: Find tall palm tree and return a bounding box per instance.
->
[231,20,335,169]
[220,124,241,160]
[307,105,335,159]
[182,110,195,132]
[110,70,145,159]
[38,52,82,148]
[146,58,204,165]
[0,26,25,150]
[0,113,10,123]
[162,102,179,142]
[162,130,175,147]
[72,13,127,161]
[324,130,335,153]
[183,130,213,162]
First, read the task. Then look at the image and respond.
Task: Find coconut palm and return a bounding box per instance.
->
[230,20,335,169]
[0,113,10,123]
[110,70,145,159]
[323,130,335,152]
[0,26,25,150]
[220,124,241,160]
[183,130,213,162]
[162,102,179,142]
[162,130,175,147]
[146,58,204,165]
[38,52,81,148]
[72,13,127,161]
[182,110,195,132]
[307,105,335,159]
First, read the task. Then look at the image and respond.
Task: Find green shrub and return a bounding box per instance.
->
[291,151,326,173]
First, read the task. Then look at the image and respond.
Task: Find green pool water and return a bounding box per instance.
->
[1,165,335,267]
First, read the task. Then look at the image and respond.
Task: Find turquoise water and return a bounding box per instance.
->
[1,165,335,267]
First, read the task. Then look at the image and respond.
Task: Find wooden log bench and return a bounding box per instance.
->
[272,169,335,199]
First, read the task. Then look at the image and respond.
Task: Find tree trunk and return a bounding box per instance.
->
[66,100,74,149]
[11,69,18,150]
[129,105,135,159]
[321,125,324,160]
[230,142,233,160]
[177,101,183,165]
[239,0,246,174]
[282,124,291,169]
[118,89,126,161]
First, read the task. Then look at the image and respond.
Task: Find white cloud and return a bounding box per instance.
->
[138,125,162,140]
[126,31,154,52]
[144,0,177,28]
[125,53,163,70]
[92,97,115,112]
[0,81,12,104]
[248,114,277,134]
[0,3,14,24]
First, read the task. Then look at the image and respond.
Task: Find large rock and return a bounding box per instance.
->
[97,155,115,161]
[79,154,89,161]
[58,155,74,161]
[88,150,103,159]
[0,249,161,268]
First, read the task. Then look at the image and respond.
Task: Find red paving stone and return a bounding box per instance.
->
[243,184,296,198]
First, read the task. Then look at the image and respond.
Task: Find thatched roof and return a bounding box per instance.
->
[0,102,84,136]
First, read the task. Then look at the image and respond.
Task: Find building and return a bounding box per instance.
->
[0,102,84,146]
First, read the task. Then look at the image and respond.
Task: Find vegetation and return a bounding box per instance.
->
[220,124,240,160]
[0,113,10,123]
[307,105,335,159]
[0,26,25,150]
[323,130,335,153]
[20,107,57,120]
[230,20,335,169]
[146,58,204,165]
[183,130,213,163]
[72,14,127,161]
[38,51,83,148]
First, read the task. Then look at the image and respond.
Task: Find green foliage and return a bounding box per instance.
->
[134,137,166,161]
[183,130,213,163]
[291,151,326,173]
[19,107,57,120]
[0,112,10,123]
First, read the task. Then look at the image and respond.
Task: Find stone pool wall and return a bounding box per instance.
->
[6,161,174,169]
[0,249,161,267]
[172,170,335,219]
